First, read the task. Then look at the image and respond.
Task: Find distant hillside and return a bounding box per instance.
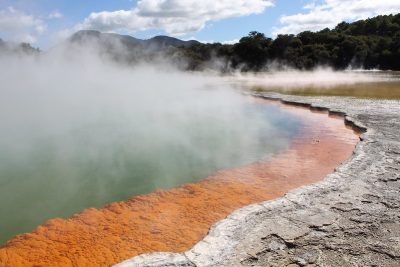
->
[0,39,39,55]
[67,30,200,66]
[70,30,199,49]
[146,35,199,48]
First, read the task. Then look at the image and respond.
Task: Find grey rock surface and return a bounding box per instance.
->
[115,93,400,267]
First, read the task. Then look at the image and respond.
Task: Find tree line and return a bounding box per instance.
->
[177,13,400,71]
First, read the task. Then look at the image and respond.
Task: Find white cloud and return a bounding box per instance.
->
[78,0,274,36]
[273,0,400,36]
[48,11,63,19]
[0,7,46,43]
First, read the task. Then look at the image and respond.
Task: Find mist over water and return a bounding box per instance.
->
[1,42,399,243]
[232,69,400,99]
[233,69,399,88]
[0,47,303,243]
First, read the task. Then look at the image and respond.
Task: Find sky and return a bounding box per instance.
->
[0,0,400,49]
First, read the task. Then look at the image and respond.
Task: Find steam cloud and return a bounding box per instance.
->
[0,43,302,243]
[231,68,398,90]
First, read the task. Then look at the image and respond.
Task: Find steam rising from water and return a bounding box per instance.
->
[0,46,303,243]
[1,42,399,243]
[232,69,400,89]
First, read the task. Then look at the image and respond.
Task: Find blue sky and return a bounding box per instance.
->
[0,0,399,49]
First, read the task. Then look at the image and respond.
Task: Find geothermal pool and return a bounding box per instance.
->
[0,61,368,265]
[0,97,359,266]
[0,95,302,244]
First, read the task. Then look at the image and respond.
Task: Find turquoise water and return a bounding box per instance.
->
[0,100,302,244]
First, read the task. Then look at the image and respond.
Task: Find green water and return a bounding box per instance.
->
[0,101,302,244]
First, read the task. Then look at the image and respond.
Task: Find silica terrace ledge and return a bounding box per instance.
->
[118,93,400,267]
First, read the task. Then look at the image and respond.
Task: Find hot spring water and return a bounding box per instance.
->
[0,60,303,244]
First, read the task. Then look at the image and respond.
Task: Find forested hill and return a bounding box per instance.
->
[0,38,39,55]
[181,13,400,71]
[1,13,399,71]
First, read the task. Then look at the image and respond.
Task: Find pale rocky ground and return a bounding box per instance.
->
[115,93,400,267]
